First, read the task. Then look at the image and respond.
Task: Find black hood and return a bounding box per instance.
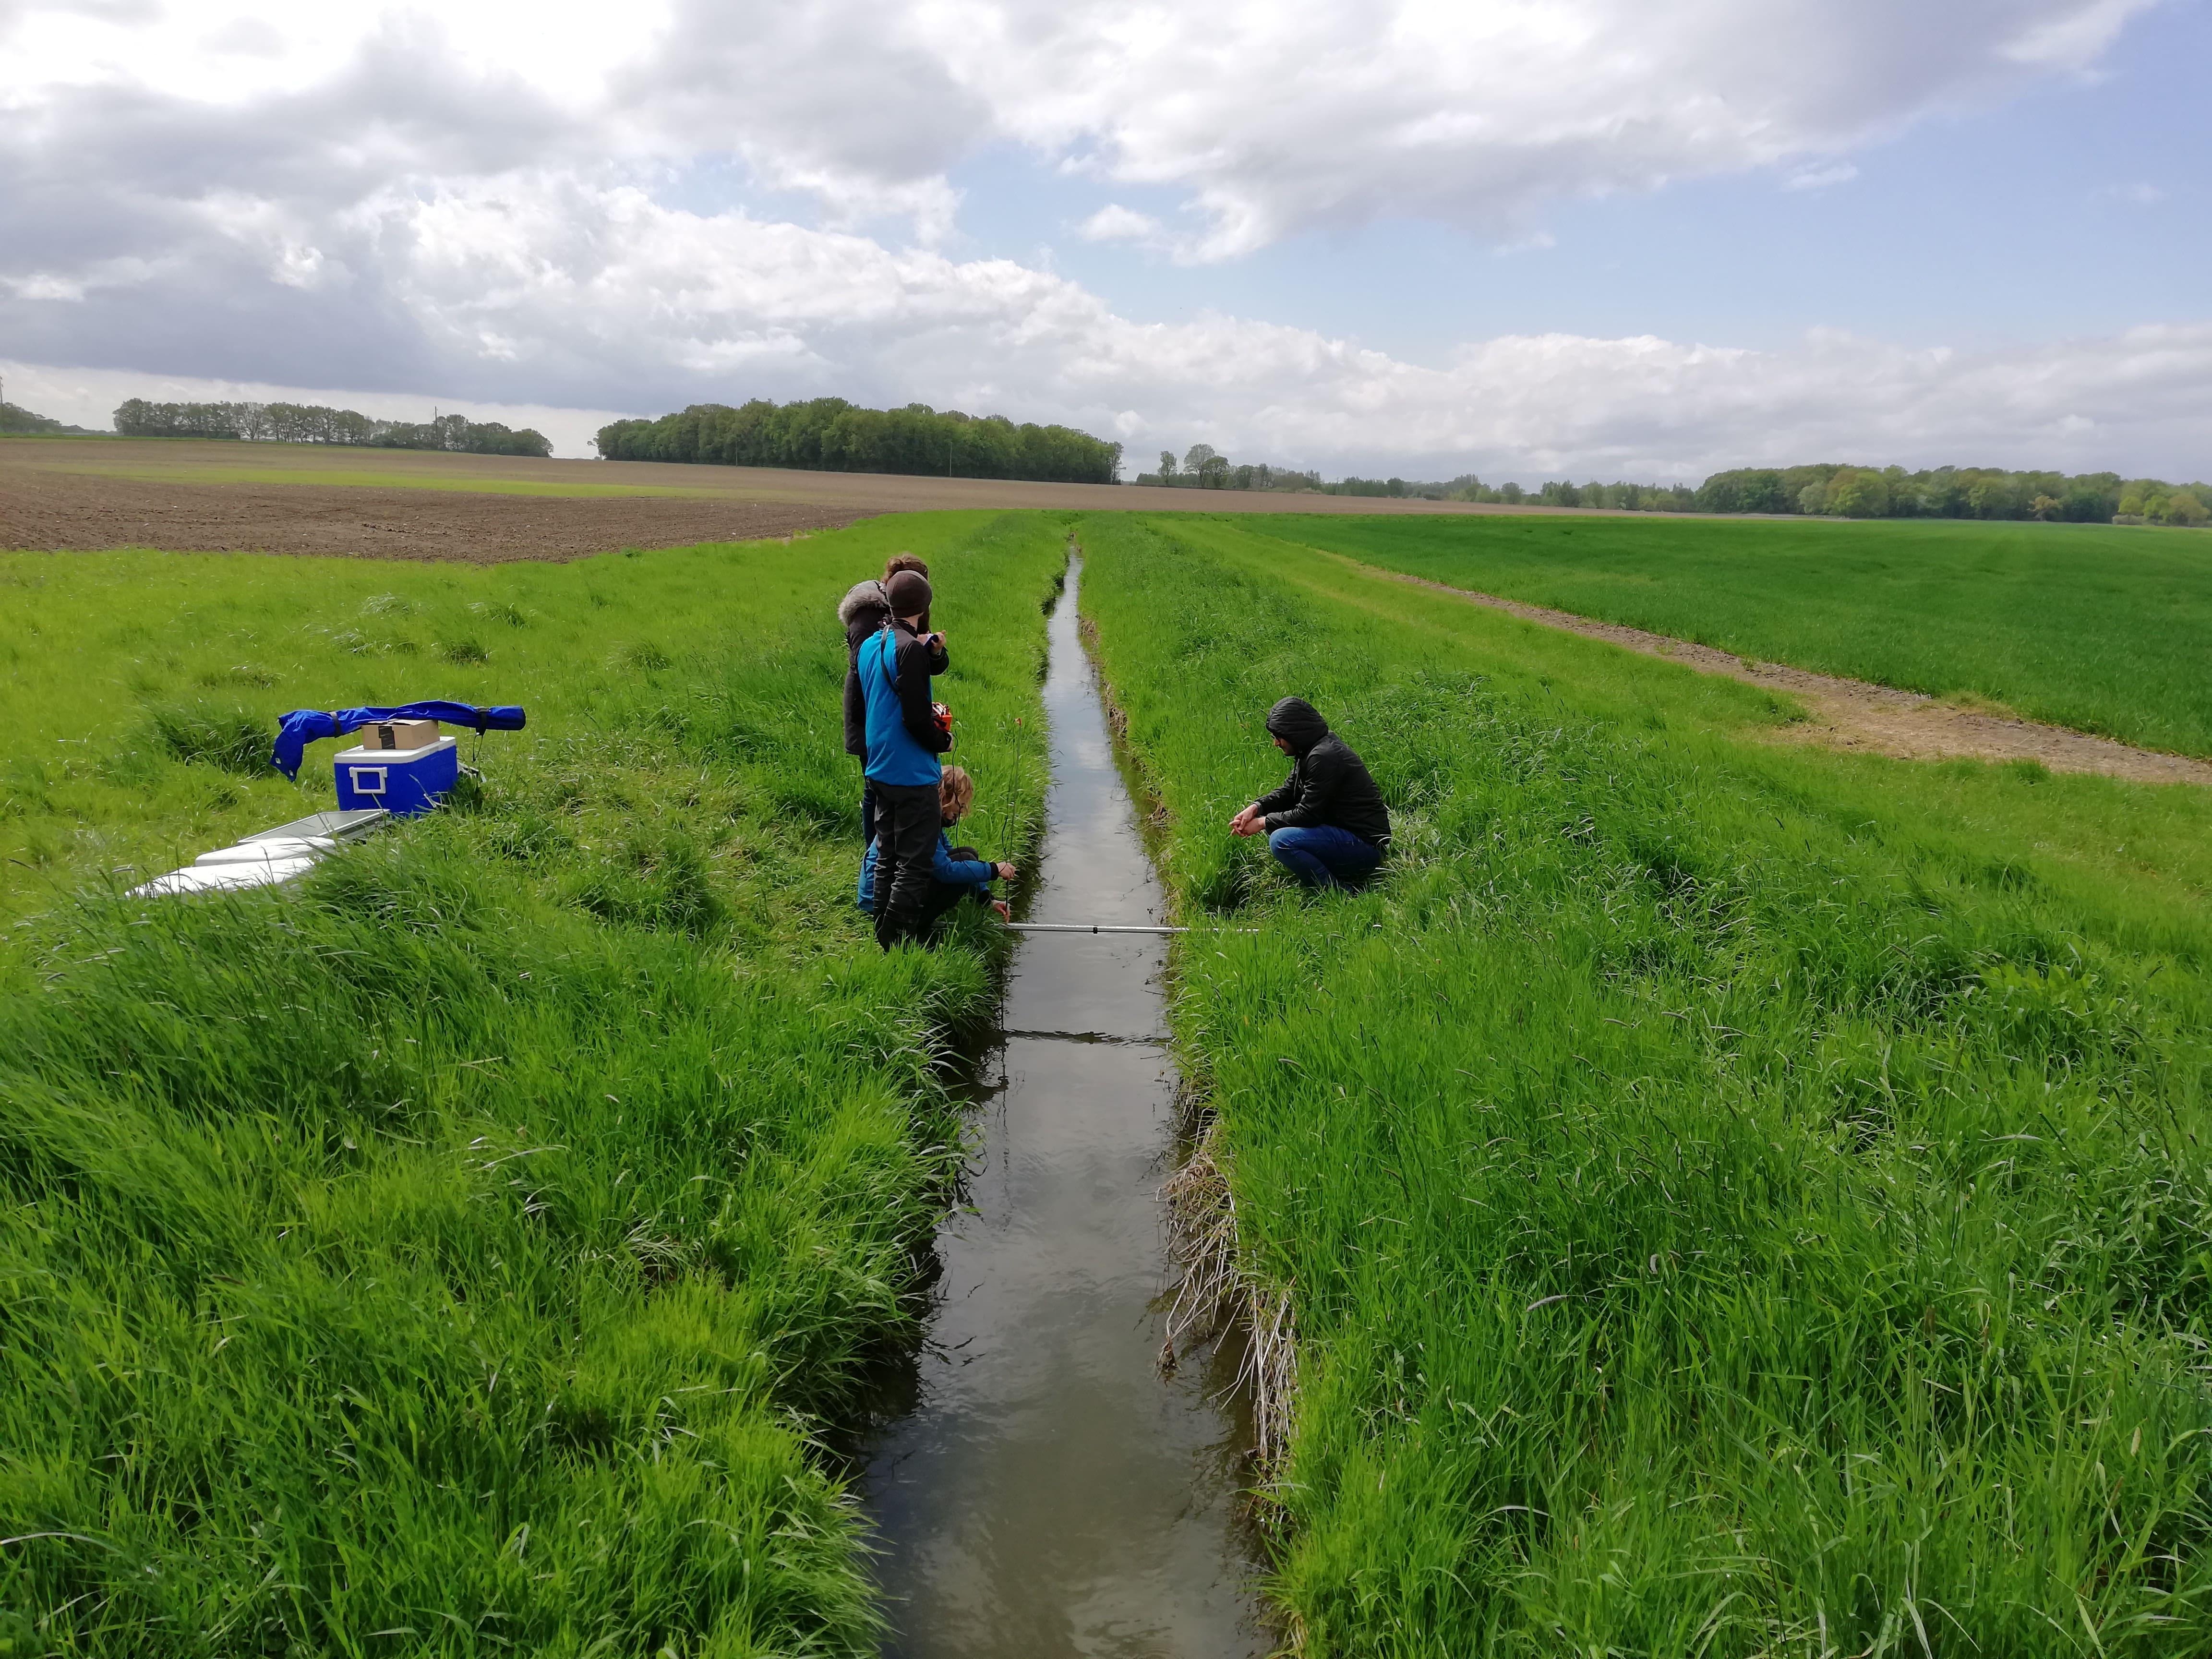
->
[1265,697,1329,755]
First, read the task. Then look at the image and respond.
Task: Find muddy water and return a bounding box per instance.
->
[862,557,1263,1657]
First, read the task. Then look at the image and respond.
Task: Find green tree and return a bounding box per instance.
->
[1824,470,1890,517]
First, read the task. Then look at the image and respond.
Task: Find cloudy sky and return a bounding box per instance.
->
[3,0,2207,479]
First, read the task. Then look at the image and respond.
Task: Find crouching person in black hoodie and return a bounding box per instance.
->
[1228,697,1391,890]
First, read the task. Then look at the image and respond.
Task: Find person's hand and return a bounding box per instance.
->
[995,861,1019,881]
[990,899,1011,922]
[1230,805,1266,838]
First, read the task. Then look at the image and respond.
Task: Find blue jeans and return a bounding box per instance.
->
[1268,824,1382,890]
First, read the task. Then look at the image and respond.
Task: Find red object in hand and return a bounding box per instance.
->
[932,701,954,743]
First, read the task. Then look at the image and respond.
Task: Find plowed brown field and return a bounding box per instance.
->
[0,437,1531,561]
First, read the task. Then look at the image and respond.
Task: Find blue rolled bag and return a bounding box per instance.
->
[270,702,526,779]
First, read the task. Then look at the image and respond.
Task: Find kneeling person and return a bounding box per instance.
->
[1228,697,1390,890]
[856,767,1017,931]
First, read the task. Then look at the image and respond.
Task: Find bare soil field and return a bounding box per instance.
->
[1,438,1535,559]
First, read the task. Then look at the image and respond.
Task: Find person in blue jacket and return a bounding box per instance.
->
[856,766,1016,932]
[860,568,958,948]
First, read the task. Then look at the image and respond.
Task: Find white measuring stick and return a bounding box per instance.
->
[1002,921,1185,935]
[999,921,1260,935]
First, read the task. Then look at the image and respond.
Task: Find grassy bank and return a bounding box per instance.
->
[1253,513,2212,760]
[0,515,1066,1653]
[1079,513,2212,1655]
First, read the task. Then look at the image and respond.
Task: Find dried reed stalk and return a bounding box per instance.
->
[1161,1110,1300,1489]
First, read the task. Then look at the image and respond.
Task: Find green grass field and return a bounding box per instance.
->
[1250,513,2212,760]
[10,505,2212,1654]
[0,516,1067,1654]
[1078,514,2212,1655]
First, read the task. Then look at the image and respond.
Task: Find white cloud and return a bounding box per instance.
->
[1786,163,1861,192]
[916,0,2154,255]
[0,0,2192,482]
[0,358,628,460]
[0,0,2156,255]
[1076,204,1165,243]
[17,186,2210,480]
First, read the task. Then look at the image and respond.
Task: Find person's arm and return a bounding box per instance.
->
[932,842,997,887]
[1252,769,1300,818]
[896,634,952,753]
[925,634,949,675]
[1262,751,1343,831]
[842,667,868,758]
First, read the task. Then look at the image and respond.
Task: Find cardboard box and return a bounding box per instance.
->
[357,718,441,752]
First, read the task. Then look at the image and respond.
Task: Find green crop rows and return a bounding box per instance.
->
[1077,513,2212,1655]
[0,517,1066,1655]
[1258,512,2212,761]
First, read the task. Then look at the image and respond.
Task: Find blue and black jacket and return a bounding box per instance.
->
[859,618,951,787]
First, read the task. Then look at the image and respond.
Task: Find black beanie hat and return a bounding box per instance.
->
[886,569,933,617]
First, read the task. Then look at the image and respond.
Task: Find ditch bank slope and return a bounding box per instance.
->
[0,515,1066,1654]
[1075,510,2212,1655]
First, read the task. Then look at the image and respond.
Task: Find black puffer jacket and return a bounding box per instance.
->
[840,580,942,756]
[1253,697,1391,846]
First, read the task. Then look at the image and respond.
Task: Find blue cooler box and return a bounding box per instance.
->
[333,735,459,816]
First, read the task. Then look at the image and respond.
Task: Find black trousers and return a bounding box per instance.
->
[859,777,877,847]
[871,779,942,949]
[919,846,985,928]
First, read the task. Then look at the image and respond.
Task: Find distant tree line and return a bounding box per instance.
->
[593,399,1123,484]
[0,400,98,436]
[1694,464,2208,525]
[1135,444,1332,493]
[1135,445,1704,507]
[1457,478,1701,511]
[111,399,553,457]
[1139,442,2210,526]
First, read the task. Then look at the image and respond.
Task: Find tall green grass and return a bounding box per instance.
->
[1256,512,2212,759]
[0,515,1068,1653]
[1080,513,2212,1655]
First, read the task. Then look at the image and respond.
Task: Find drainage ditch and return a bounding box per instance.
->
[859,553,1265,1656]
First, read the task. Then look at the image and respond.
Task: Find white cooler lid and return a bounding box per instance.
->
[333,734,458,762]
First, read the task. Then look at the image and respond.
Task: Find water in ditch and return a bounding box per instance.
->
[861,555,1265,1657]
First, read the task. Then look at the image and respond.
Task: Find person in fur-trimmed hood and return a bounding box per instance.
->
[1228,696,1390,890]
[840,553,946,845]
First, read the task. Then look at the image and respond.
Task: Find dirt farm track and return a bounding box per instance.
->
[0,437,1538,561]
